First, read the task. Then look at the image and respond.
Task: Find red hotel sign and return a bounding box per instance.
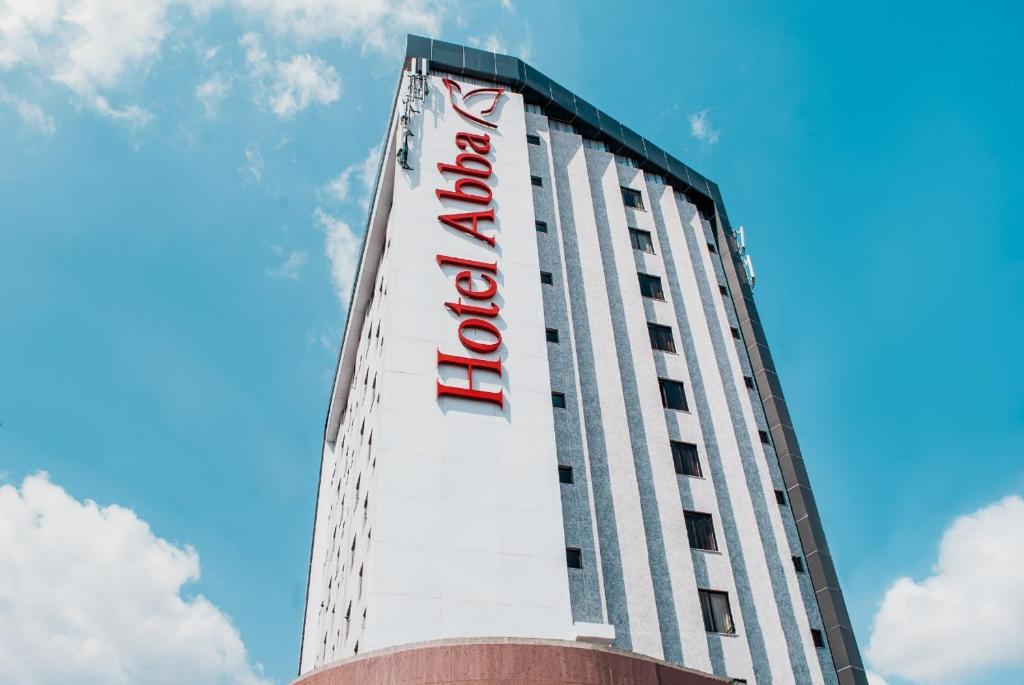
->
[435,78,507,408]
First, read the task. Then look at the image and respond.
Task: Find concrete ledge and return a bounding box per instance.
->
[294,637,729,684]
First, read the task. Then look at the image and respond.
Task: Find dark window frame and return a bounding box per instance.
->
[671,441,702,477]
[658,378,689,411]
[638,272,665,301]
[531,175,543,187]
[684,511,719,552]
[558,465,574,484]
[621,186,645,210]
[535,220,548,233]
[526,133,541,145]
[629,227,655,253]
[545,328,559,343]
[551,392,567,408]
[540,270,554,285]
[648,322,677,353]
[566,547,583,569]
[698,589,736,635]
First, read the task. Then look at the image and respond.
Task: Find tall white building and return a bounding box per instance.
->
[299,36,866,685]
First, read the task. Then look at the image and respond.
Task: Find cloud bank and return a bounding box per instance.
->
[867,495,1024,683]
[0,472,270,685]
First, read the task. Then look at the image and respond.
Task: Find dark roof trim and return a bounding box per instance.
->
[406,35,723,222]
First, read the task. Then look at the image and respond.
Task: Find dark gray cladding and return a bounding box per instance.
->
[406,34,867,685]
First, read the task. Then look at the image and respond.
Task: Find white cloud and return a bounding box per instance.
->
[866,672,890,685]
[267,249,308,279]
[315,208,361,305]
[0,0,447,127]
[196,74,230,117]
[267,53,339,118]
[239,145,263,185]
[688,108,720,144]
[230,0,446,52]
[0,88,56,135]
[468,33,506,55]
[0,472,270,685]
[867,494,1024,684]
[323,143,380,207]
[241,33,340,119]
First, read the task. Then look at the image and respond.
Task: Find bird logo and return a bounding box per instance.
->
[442,78,506,130]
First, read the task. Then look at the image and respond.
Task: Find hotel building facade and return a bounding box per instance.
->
[298,36,866,685]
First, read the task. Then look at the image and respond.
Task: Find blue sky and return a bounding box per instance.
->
[1,2,1022,684]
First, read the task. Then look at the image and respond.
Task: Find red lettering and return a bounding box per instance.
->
[454,271,497,300]
[437,210,496,246]
[436,177,492,205]
[436,254,497,273]
[455,132,491,154]
[437,153,492,178]
[437,351,503,407]
[445,299,499,318]
[458,318,501,354]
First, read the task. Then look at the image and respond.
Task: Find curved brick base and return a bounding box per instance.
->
[294,638,728,685]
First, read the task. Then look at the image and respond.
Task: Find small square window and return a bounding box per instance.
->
[629,228,655,253]
[648,322,676,353]
[546,328,560,343]
[558,465,574,484]
[621,186,645,210]
[698,589,735,634]
[552,392,567,408]
[811,629,825,648]
[792,556,805,573]
[758,430,771,445]
[638,273,665,300]
[566,547,583,569]
[684,511,718,551]
[527,133,541,145]
[719,284,729,295]
[671,441,702,477]
[730,327,741,340]
[744,376,754,389]
[535,220,548,233]
[659,379,688,411]
[531,175,543,187]
[540,271,554,285]
[707,241,717,253]
[775,489,787,506]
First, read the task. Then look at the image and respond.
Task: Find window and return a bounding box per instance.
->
[719,284,729,295]
[535,220,548,233]
[775,489,787,506]
[638,273,665,300]
[730,327,741,339]
[758,430,771,445]
[671,441,702,477]
[629,228,655,253]
[566,547,583,569]
[659,379,688,411]
[531,175,543,187]
[707,241,717,253]
[744,376,754,389]
[558,465,574,484]
[546,328,560,343]
[527,133,541,145]
[552,392,566,408]
[684,511,718,551]
[540,271,554,285]
[648,323,676,353]
[621,186,644,209]
[792,556,805,573]
[698,590,735,634]
[811,629,825,648]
